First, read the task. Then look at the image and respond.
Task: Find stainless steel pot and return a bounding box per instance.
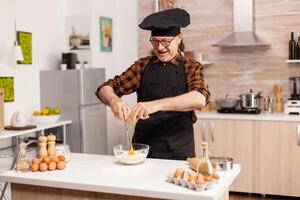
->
[239,89,262,109]
[210,157,233,171]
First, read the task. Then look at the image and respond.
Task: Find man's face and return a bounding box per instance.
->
[150,34,182,62]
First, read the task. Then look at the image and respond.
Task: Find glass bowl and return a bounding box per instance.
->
[113,143,149,165]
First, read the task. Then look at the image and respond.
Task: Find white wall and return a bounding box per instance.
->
[0,0,66,126]
[0,0,138,153]
[66,0,138,154]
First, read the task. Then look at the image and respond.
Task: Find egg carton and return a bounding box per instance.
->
[166,171,215,192]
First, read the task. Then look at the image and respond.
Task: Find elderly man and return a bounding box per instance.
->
[96,8,210,160]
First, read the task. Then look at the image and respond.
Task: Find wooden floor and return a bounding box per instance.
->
[230,192,300,200]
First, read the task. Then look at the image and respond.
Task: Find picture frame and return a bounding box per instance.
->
[66,16,90,50]
[17,31,32,64]
[0,77,14,102]
[99,16,112,52]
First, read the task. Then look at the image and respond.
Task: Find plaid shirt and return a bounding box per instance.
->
[95,53,210,121]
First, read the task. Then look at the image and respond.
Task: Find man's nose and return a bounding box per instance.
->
[157,42,165,50]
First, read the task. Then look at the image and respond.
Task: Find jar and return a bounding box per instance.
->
[55,144,70,162]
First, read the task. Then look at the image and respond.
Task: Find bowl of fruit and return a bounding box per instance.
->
[32,107,61,124]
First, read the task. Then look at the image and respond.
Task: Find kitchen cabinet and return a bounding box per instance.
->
[194,119,254,193]
[254,121,300,196]
[195,114,300,197]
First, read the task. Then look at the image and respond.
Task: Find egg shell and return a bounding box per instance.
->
[43,156,51,164]
[31,163,39,172]
[57,161,66,170]
[39,163,48,172]
[50,157,60,163]
[48,162,56,171]
[32,158,41,165]
[57,155,65,162]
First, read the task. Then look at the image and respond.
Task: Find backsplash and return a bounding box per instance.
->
[137,0,300,102]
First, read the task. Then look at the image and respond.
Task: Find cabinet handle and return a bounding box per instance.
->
[201,122,206,142]
[210,122,215,142]
[297,125,300,146]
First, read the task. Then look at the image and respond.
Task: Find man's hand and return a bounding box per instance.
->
[131,101,160,123]
[110,98,131,121]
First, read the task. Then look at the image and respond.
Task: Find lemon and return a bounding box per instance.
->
[41,108,49,115]
[52,107,60,115]
[32,111,41,116]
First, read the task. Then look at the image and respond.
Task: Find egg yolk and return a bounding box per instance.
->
[128,147,135,156]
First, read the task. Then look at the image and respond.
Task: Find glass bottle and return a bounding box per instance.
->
[15,142,30,172]
[297,37,300,59]
[198,142,213,175]
[289,32,296,60]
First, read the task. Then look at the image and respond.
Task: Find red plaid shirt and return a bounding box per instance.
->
[95,53,210,121]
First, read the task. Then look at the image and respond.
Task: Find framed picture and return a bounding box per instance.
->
[0,77,14,102]
[99,17,112,52]
[66,16,90,50]
[17,31,32,64]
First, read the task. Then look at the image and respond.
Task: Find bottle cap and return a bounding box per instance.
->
[201,142,208,149]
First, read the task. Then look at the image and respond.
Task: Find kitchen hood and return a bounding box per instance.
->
[212,0,269,48]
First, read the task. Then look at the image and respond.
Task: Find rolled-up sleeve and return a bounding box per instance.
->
[186,61,210,105]
[95,57,149,103]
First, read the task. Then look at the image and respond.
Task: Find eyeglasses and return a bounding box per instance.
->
[149,37,176,48]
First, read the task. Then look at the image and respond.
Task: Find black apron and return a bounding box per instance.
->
[133,57,195,160]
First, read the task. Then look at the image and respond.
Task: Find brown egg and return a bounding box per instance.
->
[174,168,184,179]
[50,157,60,163]
[204,175,213,182]
[187,173,196,183]
[56,161,66,170]
[38,156,44,162]
[31,163,39,172]
[39,162,48,172]
[32,158,41,165]
[195,174,205,186]
[57,155,65,162]
[43,156,51,164]
[48,162,56,171]
[212,173,220,180]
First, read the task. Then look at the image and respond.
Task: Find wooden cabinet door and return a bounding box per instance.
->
[254,121,300,196]
[194,119,254,193]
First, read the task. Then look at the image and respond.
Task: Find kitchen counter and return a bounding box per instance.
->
[196,110,300,122]
[0,153,240,200]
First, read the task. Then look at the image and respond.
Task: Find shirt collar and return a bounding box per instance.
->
[152,52,183,67]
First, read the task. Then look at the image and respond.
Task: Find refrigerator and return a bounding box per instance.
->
[40,68,107,154]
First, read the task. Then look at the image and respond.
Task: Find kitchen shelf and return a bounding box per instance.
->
[285,60,300,63]
[0,120,72,142]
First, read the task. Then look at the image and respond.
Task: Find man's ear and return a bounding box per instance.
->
[177,33,183,43]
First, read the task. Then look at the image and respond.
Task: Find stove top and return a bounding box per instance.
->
[217,108,261,114]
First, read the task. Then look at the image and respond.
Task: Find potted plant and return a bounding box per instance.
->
[75,61,81,70]
[83,61,88,68]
